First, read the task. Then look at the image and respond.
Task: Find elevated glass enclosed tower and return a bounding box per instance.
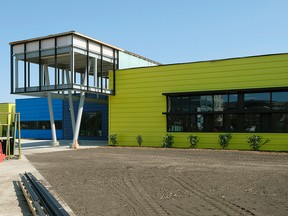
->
[10,31,120,96]
[10,31,159,148]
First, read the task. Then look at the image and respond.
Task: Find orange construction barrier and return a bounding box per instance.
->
[0,141,5,162]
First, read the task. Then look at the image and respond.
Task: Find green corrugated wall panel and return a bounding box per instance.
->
[0,103,15,137]
[117,66,288,82]
[0,104,9,124]
[109,54,288,151]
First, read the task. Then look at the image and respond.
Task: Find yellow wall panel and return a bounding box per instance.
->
[0,103,16,137]
[109,54,288,151]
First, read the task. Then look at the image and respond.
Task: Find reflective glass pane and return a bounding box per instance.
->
[196,114,203,131]
[197,114,213,132]
[189,115,198,131]
[17,59,25,89]
[272,113,288,132]
[261,114,271,132]
[272,92,288,111]
[214,95,228,111]
[214,114,224,132]
[224,114,238,132]
[167,96,172,112]
[229,94,238,111]
[244,93,270,111]
[182,96,190,113]
[169,96,181,113]
[244,114,260,132]
[167,115,189,132]
[190,96,201,112]
[200,96,213,112]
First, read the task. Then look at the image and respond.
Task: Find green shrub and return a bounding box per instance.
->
[187,135,199,148]
[162,134,174,148]
[136,135,143,146]
[109,134,118,146]
[218,133,232,149]
[247,135,270,151]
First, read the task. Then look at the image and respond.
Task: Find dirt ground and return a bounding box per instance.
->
[26,147,288,216]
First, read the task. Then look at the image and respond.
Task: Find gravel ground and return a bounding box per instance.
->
[26,147,288,216]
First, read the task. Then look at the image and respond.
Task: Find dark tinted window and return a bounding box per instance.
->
[190,96,201,112]
[272,113,288,132]
[272,92,288,111]
[80,112,102,137]
[229,94,238,111]
[165,90,288,133]
[244,93,270,111]
[21,121,62,129]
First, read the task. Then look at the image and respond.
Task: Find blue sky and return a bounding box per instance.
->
[1,0,288,102]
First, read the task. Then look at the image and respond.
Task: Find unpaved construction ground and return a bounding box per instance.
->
[26,147,288,216]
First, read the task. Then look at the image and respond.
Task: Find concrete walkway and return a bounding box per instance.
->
[0,139,107,216]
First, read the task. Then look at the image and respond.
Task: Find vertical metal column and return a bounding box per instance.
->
[24,43,27,92]
[44,65,59,146]
[10,45,14,94]
[65,69,75,133]
[71,60,91,149]
[94,58,97,87]
[39,41,42,91]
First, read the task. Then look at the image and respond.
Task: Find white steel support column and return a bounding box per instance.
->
[48,93,59,146]
[71,59,91,149]
[71,91,85,149]
[44,65,59,146]
[65,69,75,133]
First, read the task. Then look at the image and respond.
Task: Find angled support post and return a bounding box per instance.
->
[70,59,91,149]
[65,69,75,133]
[70,92,85,149]
[44,65,59,146]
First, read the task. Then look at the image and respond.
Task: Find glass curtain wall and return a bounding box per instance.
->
[11,34,118,96]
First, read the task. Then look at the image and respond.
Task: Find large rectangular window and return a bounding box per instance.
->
[21,121,62,130]
[164,89,288,133]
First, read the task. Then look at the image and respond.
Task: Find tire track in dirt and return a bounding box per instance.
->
[124,170,170,216]
[183,173,257,216]
[164,204,199,216]
[105,177,142,216]
[171,174,256,216]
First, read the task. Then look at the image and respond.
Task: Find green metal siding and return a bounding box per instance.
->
[0,103,15,137]
[109,54,288,151]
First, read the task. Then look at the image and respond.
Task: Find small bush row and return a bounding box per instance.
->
[109,134,270,151]
[109,134,143,147]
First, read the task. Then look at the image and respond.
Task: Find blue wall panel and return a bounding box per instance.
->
[16,98,63,139]
[16,97,108,140]
[16,98,63,121]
